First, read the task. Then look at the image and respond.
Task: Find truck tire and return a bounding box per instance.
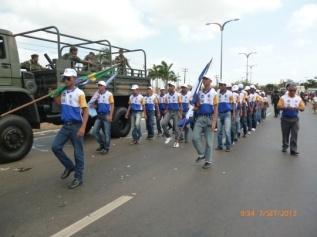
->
[111,107,131,138]
[0,115,33,163]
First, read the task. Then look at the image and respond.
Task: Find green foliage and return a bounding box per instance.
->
[148,61,178,87]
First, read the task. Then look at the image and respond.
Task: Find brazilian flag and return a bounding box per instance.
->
[49,66,116,98]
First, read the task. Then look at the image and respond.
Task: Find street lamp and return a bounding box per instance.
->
[239,51,257,84]
[206,18,240,80]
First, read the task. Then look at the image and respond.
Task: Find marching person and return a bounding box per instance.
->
[216,81,234,152]
[51,68,88,189]
[125,85,146,144]
[144,86,160,140]
[277,83,305,155]
[192,74,218,169]
[90,80,114,154]
[240,89,249,137]
[271,90,281,117]
[231,85,241,142]
[162,82,182,148]
[179,83,191,143]
[157,86,171,136]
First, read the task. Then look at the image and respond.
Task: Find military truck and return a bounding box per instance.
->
[0,26,150,163]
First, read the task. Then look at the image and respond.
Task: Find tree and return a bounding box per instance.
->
[148,61,178,88]
[157,61,178,87]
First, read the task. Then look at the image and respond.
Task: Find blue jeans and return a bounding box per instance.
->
[93,117,111,150]
[52,123,84,181]
[146,110,155,137]
[217,111,231,149]
[192,116,214,163]
[231,110,240,142]
[131,111,142,141]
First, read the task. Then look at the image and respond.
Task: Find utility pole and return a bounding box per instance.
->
[239,51,257,84]
[183,68,188,84]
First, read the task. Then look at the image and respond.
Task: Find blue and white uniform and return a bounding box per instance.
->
[129,94,144,111]
[197,88,218,115]
[61,87,87,123]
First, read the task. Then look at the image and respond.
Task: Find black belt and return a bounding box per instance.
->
[63,121,82,125]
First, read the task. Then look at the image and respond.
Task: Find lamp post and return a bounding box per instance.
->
[239,51,257,84]
[249,64,256,84]
[206,18,240,80]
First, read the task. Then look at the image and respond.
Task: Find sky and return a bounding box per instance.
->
[1,0,317,86]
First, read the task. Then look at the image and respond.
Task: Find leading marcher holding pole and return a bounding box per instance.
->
[51,68,89,189]
[192,74,218,169]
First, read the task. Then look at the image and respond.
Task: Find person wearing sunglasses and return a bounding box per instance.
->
[51,68,89,189]
[277,83,305,156]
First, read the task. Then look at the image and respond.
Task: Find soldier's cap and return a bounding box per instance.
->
[168,82,176,87]
[97,81,106,87]
[70,46,78,51]
[131,84,139,90]
[31,54,39,58]
[63,68,77,77]
[180,83,188,88]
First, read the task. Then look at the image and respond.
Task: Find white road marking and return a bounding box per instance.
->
[34,135,56,141]
[33,129,60,135]
[50,195,133,237]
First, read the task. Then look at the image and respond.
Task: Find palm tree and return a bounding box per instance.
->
[148,64,160,90]
[157,61,178,88]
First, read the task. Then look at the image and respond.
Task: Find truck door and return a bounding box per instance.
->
[0,35,12,85]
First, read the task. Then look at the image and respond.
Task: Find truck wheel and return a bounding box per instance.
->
[0,115,33,163]
[111,107,131,138]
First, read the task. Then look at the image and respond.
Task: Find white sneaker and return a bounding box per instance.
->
[165,137,172,144]
[173,142,180,148]
[251,128,256,132]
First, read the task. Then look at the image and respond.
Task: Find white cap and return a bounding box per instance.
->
[245,86,251,90]
[160,86,165,90]
[63,68,77,77]
[226,82,232,88]
[147,86,153,90]
[180,83,188,88]
[219,80,226,85]
[97,81,106,87]
[203,73,214,81]
[238,83,244,89]
[131,84,139,90]
[168,82,176,87]
[232,85,239,91]
[250,85,256,89]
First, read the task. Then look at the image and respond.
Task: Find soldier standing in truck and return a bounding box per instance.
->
[20,54,44,71]
[62,46,87,67]
[114,49,131,75]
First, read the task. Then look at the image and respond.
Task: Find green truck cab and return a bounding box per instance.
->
[0,26,150,163]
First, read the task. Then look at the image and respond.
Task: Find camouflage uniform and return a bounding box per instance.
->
[83,53,98,72]
[62,53,83,64]
[114,54,131,75]
[20,60,44,71]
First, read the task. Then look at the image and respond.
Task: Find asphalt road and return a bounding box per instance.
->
[1,105,317,237]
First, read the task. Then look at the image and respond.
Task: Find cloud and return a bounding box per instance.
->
[134,0,281,42]
[0,0,157,43]
[289,4,317,32]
